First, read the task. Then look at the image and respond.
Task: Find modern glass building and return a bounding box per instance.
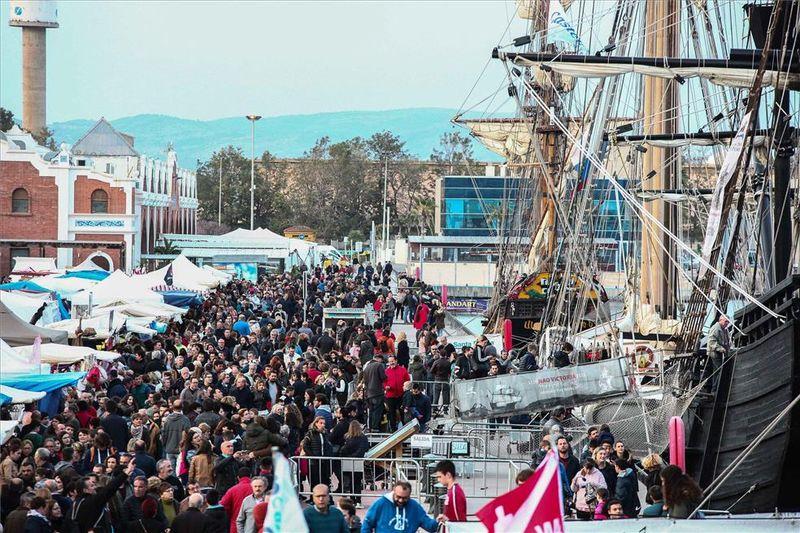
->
[438,175,522,237]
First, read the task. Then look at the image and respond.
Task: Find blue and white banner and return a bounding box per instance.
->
[263,451,308,533]
[548,0,585,53]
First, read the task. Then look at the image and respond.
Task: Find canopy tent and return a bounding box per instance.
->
[70,270,164,307]
[0,290,61,325]
[0,385,46,406]
[69,255,113,273]
[14,343,121,364]
[59,270,110,281]
[11,257,58,275]
[1,372,86,393]
[0,300,68,346]
[47,314,157,339]
[2,372,86,417]
[0,337,39,374]
[202,265,233,283]
[1,420,21,444]
[223,227,290,246]
[155,291,202,308]
[133,255,220,292]
[31,274,98,298]
[0,280,70,318]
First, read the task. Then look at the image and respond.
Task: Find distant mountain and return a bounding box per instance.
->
[49,108,502,168]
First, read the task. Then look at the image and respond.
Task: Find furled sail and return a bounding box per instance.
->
[457,118,534,159]
[495,51,800,90]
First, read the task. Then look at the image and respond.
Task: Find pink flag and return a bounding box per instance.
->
[476,450,564,533]
[30,336,42,371]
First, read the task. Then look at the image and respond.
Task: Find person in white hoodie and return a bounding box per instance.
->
[361,481,439,533]
[571,458,608,520]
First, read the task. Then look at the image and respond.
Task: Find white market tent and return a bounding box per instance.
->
[46,314,157,340]
[0,337,37,373]
[133,255,221,292]
[11,257,58,275]
[70,270,164,307]
[0,300,69,346]
[0,385,46,405]
[31,274,97,298]
[0,290,60,325]
[1,420,21,444]
[14,343,121,364]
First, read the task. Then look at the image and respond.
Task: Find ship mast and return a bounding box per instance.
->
[639,0,681,320]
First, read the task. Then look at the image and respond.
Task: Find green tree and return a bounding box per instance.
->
[0,108,15,131]
[196,145,287,229]
[32,126,58,150]
[430,131,475,175]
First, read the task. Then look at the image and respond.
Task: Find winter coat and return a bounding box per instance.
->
[301,428,333,457]
[614,468,641,517]
[72,470,129,533]
[243,422,288,457]
[161,412,191,454]
[203,505,228,533]
[412,304,429,330]
[189,453,216,487]
[570,468,607,512]
[212,455,241,494]
[219,477,252,533]
[362,360,386,400]
[384,366,410,399]
[409,360,427,382]
[396,340,410,368]
[338,435,370,458]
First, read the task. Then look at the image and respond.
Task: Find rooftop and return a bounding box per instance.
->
[71,118,139,157]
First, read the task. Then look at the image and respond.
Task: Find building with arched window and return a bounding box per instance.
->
[0,120,197,275]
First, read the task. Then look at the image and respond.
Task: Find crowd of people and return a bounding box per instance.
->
[530,407,704,521]
[0,259,705,533]
[0,262,464,533]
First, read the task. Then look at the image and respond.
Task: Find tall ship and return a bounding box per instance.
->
[451,0,800,513]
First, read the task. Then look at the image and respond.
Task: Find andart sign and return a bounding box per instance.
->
[445,297,489,313]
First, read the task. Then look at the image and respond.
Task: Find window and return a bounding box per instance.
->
[91,189,109,213]
[10,247,29,271]
[105,163,115,174]
[11,188,30,213]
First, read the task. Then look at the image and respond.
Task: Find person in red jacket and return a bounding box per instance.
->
[383,355,410,431]
[435,460,467,522]
[219,467,252,533]
[413,302,430,331]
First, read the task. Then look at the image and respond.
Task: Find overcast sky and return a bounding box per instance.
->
[0,1,530,122]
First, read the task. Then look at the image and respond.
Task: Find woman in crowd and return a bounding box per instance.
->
[301,416,334,491]
[570,458,607,520]
[660,464,703,518]
[338,421,369,506]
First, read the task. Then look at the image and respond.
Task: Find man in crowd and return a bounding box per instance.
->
[303,484,348,533]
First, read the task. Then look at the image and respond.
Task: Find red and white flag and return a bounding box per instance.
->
[475,450,564,533]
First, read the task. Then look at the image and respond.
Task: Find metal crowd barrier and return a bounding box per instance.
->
[289,455,423,499]
[409,379,452,415]
[365,432,489,460]
[418,458,530,504]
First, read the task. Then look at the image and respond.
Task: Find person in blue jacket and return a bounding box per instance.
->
[361,481,440,533]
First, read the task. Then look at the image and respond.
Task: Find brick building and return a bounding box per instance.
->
[0,119,197,276]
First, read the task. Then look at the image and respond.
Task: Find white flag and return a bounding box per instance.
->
[263,451,308,533]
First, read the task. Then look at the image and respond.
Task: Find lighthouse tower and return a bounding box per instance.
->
[8,0,58,136]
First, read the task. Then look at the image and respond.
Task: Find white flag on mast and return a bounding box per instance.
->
[263,451,308,533]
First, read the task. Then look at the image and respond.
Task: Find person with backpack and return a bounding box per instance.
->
[570,458,607,520]
[72,459,137,533]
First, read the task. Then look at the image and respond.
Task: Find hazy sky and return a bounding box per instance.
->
[0,1,530,122]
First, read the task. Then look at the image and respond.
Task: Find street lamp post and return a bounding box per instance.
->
[246,114,262,230]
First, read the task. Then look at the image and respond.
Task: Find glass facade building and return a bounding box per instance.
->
[440,176,522,237]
